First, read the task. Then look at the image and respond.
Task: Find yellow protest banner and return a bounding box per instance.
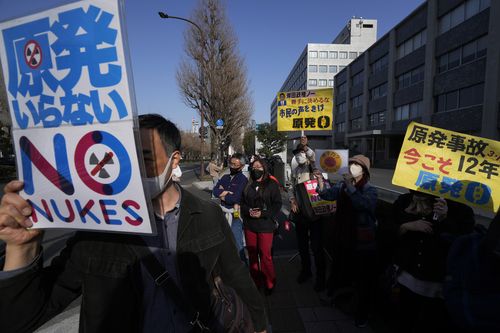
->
[392,122,500,213]
[276,88,333,131]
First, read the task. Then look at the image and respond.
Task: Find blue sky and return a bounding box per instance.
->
[0,0,424,131]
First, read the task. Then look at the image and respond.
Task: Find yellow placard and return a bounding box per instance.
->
[276,88,333,131]
[392,122,500,213]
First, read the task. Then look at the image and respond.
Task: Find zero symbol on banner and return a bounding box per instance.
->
[24,40,42,69]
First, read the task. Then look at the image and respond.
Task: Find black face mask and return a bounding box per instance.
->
[229,167,240,175]
[250,169,264,181]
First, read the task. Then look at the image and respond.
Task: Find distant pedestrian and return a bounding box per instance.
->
[241,158,282,295]
[207,158,223,198]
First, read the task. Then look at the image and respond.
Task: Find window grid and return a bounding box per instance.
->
[437,35,487,73]
[396,65,425,90]
[371,54,388,74]
[395,100,423,121]
[438,0,491,35]
[436,83,484,112]
[370,82,388,100]
[397,29,427,59]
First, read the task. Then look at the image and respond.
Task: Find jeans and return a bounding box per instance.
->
[231,218,246,264]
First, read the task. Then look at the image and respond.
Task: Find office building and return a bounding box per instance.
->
[333,0,499,167]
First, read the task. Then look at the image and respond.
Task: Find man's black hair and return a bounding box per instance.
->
[139,114,181,155]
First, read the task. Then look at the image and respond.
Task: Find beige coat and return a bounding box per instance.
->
[207,161,222,178]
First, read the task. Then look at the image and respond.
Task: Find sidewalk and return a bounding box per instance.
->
[263,255,373,333]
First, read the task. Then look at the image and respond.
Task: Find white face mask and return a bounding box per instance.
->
[143,153,176,199]
[349,164,364,178]
[172,166,182,181]
[296,153,307,165]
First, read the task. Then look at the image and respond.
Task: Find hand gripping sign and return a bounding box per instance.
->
[0,0,155,234]
[392,122,500,213]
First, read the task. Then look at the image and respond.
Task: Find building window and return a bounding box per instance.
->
[371,54,388,74]
[309,65,317,72]
[309,79,317,86]
[319,65,328,73]
[351,71,364,86]
[337,102,346,114]
[309,51,318,58]
[397,29,427,59]
[439,0,490,34]
[350,117,362,130]
[395,100,423,121]
[351,95,363,108]
[349,52,357,59]
[319,79,327,87]
[328,79,335,87]
[437,35,487,73]
[339,65,346,72]
[329,65,338,73]
[337,82,347,95]
[337,122,345,132]
[396,65,424,90]
[330,51,338,59]
[368,111,386,126]
[319,51,328,59]
[339,51,348,59]
[436,83,484,112]
[370,82,387,100]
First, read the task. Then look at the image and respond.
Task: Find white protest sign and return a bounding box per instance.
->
[0,0,154,234]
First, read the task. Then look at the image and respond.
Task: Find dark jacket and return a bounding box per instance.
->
[317,180,378,251]
[393,193,475,282]
[241,179,282,233]
[0,188,267,333]
[212,172,248,209]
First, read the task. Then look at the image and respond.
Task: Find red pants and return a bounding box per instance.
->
[244,229,276,289]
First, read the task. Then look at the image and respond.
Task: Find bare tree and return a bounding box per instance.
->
[181,131,210,161]
[176,0,252,163]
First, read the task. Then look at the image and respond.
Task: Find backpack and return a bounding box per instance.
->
[444,223,500,333]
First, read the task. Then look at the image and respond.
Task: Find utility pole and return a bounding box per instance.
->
[158,11,206,177]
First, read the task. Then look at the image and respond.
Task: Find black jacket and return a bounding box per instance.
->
[393,193,475,282]
[0,188,267,333]
[241,179,282,233]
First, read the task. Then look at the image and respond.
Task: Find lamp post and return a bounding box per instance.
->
[159,11,206,177]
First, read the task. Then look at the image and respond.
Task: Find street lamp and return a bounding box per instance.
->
[158,11,206,177]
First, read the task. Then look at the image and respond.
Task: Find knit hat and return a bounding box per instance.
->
[349,154,371,175]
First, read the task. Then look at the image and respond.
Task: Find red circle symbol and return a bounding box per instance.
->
[24,40,42,69]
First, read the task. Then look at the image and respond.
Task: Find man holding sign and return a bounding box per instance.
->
[0,114,268,332]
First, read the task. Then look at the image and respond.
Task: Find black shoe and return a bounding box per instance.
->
[264,286,275,296]
[313,277,326,292]
[296,270,312,284]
